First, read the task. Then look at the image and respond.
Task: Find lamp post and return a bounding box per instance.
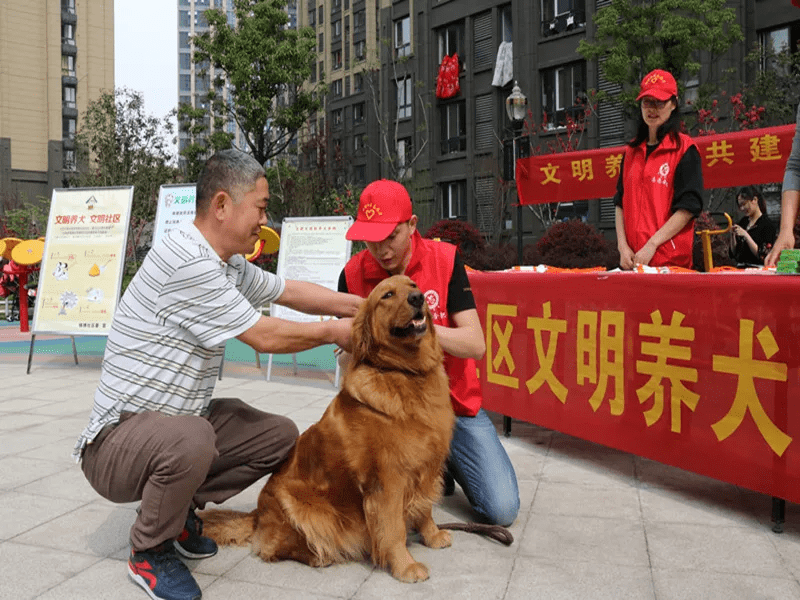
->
[505,81,528,265]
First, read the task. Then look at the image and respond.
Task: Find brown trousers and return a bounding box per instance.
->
[81,398,298,552]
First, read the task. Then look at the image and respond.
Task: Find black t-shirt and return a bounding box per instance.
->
[731,214,777,265]
[338,253,476,315]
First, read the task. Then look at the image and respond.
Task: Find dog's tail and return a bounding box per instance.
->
[198,509,257,547]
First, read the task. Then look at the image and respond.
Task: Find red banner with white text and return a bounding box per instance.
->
[469,270,800,504]
[516,124,797,204]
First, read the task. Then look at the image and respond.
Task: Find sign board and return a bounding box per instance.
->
[152,183,196,246]
[32,187,133,336]
[270,216,353,322]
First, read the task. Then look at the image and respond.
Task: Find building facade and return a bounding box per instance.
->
[296,0,800,243]
[0,0,114,209]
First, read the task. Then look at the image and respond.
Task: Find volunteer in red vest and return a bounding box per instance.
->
[614,69,704,270]
[339,180,519,527]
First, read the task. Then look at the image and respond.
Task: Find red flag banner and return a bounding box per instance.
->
[515,124,797,204]
[468,270,800,504]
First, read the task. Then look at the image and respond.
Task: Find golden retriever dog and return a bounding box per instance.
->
[200,274,455,582]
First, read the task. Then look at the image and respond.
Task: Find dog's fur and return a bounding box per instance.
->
[200,275,455,582]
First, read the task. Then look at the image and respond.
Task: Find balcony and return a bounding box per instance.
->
[541,10,586,38]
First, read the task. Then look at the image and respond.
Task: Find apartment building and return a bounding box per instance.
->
[0,0,113,207]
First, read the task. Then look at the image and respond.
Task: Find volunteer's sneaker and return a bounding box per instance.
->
[128,543,201,600]
[173,510,218,559]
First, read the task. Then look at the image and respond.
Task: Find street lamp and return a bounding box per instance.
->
[505,81,528,265]
[505,81,528,123]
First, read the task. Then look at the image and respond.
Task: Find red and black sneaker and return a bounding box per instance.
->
[173,510,218,559]
[128,543,202,600]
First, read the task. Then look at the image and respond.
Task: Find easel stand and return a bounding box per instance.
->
[27,334,79,374]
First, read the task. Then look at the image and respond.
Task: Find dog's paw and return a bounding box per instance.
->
[394,561,429,583]
[424,529,452,549]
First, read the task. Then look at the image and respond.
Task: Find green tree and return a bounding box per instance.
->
[70,87,177,288]
[71,88,177,227]
[176,103,234,182]
[185,0,321,172]
[578,0,743,107]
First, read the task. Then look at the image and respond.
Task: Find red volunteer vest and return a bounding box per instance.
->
[622,132,696,268]
[344,232,482,417]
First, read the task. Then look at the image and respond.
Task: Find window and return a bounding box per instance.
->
[354,133,365,153]
[62,116,76,141]
[501,4,513,43]
[760,24,800,74]
[353,102,365,123]
[441,181,467,219]
[180,53,192,70]
[355,164,366,184]
[319,61,324,81]
[179,95,191,106]
[354,10,366,33]
[397,137,412,179]
[333,19,342,41]
[332,0,341,13]
[438,21,464,63]
[308,8,315,27]
[332,49,342,70]
[440,101,466,154]
[179,10,190,27]
[62,23,75,44]
[332,108,343,129]
[332,78,343,98]
[354,40,366,61]
[474,94,494,153]
[63,85,76,108]
[541,0,585,36]
[318,33,324,50]
[62,0,76,14]
[63,149,76,171]
[61,54,75,77]
[396,77,412,120]
[318,6,324,24]
[540,61,586,130]
[354,72,364,93]
[395,16,411,57]
[473,12,492,71]
[310,62,317,83]
[180,32,190,49]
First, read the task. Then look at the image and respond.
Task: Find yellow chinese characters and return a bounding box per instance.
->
[749,134,782,162]
[605,153,623,179]
[486,303,519,389]
[711,319,791,456]
[635,310,698,432]
[571,159,594,182]
[526,302,568,402]
[578,310,625,416]
[704,140,734,167]
[540,163,562,185]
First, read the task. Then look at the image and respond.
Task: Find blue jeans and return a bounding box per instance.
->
[448,409,520,526]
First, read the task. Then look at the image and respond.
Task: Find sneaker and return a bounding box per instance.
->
[174,510,217,559]
[128,543,202,600]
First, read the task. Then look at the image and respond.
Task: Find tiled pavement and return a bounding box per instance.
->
[2,347,800,600]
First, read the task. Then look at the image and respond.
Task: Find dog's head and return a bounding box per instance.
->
[351,275,442,373]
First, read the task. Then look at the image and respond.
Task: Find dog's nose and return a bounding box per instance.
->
[408,290,424,308]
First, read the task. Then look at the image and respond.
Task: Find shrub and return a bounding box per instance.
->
[468,243,518,271]
[424,219,486,263]
[537,220,617,268]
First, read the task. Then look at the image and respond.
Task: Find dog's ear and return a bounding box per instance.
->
[351,301,373,364]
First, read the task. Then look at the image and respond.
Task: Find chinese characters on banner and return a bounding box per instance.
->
[468,270,800,505]
[34,187,133,335]
[515,124,797,204]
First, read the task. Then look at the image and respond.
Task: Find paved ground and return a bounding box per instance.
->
[2,344,800,600]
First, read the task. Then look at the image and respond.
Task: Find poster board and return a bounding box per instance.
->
[266,216,353,383]
[270,216,354,322]
[152,183,196,246]
[32,186,134,336]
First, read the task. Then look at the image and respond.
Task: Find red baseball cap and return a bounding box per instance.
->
[345,180,413,242]
[636,69,678,101]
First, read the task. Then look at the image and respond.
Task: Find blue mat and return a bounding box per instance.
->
[0,323,336,370]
